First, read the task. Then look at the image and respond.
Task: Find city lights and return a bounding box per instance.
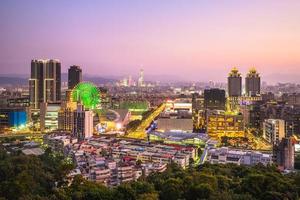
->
[1,1,300,199]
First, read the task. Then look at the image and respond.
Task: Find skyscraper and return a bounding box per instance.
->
[204,88,226,110]
[138,69,144,87]
[228,67,242,97]
[29,59,61,109]
[68,65,82,89]
[245,68,260,97]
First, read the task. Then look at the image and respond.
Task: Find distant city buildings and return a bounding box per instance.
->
[117,69,149,87]
[138,69,145,87]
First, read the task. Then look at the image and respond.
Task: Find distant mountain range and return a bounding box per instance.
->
[2,72,298,86]
[0,73,117,86]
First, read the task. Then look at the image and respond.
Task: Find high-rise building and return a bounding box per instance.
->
[263,119,285,145]
[138,69,144,87]
[29,59,61,109]
[204,88,226,110]
[228,67,242,97]
[68,65,82,89]
[73,104,94,141]
[245,68,260,97]
[274,137,295,170]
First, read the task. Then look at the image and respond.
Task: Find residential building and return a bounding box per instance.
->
[263,119,285,145]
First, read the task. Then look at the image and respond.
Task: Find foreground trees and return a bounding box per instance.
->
[0,147,299,200]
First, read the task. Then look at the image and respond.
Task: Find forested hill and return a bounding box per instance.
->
[0,148,299,200]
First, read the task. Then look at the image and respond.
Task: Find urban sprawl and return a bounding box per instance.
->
[1,60,299,186]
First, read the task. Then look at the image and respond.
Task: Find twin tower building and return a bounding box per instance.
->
[29,59,82,109]
[228,67,261,97]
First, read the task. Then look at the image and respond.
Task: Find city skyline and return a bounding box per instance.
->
[1,0,300,83]
[1,1,300,199]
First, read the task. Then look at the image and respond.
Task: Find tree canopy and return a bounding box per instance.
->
[0,147,300,200]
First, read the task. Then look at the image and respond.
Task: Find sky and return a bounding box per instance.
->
[0,0,300,83]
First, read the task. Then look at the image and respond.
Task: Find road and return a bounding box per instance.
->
[245,129,272,151]
[0,132,44,138]
[126,103,165,139]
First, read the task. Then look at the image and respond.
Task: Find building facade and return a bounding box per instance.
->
[73,104,94,140]
[207,147,272,166]
[228,67,242,97]
[274,137,295,170]
[0,108,27,130]
[263,119,285,145]
[206,110,244,138]
[245,68,260,97]
[29,59,61,109]
[68,65,82,89]
[40,102,61,132]
[204,88,226,110]
[58,107,74,132]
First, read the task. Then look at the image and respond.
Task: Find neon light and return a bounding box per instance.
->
[72,82,101,109]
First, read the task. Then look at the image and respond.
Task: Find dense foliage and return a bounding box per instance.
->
[1,147,300,200]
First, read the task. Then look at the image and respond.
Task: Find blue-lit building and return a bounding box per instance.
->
[0,108,27,129]
[8,111,27,127]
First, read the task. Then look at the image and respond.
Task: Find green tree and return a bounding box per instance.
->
[160,178,183,200]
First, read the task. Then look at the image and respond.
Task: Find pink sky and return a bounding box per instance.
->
[0,0,300,83]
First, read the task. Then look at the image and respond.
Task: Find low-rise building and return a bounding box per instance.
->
[207,147,272,166]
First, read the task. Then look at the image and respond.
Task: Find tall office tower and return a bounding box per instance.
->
[68,65,82,89]
[274,137,295,170]
[263,119,286,145]
[228,67,242,97]
[138,69,144,87]
[245,68,260,97]
[204,88,226,110]
[29,59,61,109]
[73,104,93,141]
